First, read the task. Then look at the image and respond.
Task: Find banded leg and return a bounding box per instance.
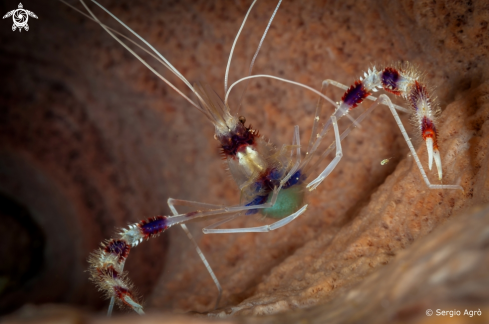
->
[322,79,411,113]
[321,80,462,190]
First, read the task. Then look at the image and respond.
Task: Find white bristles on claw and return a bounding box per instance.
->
[361,67,381,92]
[426,137,434,170]
[433,149,442,180]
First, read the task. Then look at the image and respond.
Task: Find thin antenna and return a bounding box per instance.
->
[226,74,362,128]
[249,0,282,76]
[224,0,258,95]
[90,0,193,92]
[75,0,212,120]
[237,0,282,115]
[60,0,172,72]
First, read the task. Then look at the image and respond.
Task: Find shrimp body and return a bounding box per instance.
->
[228,132,305,219]
[72,0,463,315]
[195,84,305,219]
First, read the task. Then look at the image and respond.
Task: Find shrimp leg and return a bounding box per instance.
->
[306,116,343,190]
[202,205,308,234]
[373,94,462,190]
[167,199,223,310]
[323,79,411,113]
[325,79,462,191]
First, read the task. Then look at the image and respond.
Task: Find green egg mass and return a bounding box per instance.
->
[261,186,305,219]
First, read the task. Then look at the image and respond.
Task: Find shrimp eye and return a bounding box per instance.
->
[239,116,246,124]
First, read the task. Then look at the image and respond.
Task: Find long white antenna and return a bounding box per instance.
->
[76,0,212,119]
[90,0,194,94]
[226,74,335,106]
[224,0,258,95]
[226,74,362,127]
[249,0,282,75]
[237,0,282,115]
[60,0,173,71]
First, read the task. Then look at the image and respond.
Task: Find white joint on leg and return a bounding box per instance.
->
[433,149,443,180]
[306,176,323,191]
[426,138,434,170]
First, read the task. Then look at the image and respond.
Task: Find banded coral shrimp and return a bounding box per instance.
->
[58,0,466,316]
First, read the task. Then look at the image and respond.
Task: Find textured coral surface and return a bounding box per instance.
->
[4,205,489,323]
[1,0,489,323]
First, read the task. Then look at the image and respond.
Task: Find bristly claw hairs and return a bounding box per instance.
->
[61,0,463,316]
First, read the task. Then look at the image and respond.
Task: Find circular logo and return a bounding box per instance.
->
[426,309,433,316]
[13,10,28,28]
[3,3,38,32]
